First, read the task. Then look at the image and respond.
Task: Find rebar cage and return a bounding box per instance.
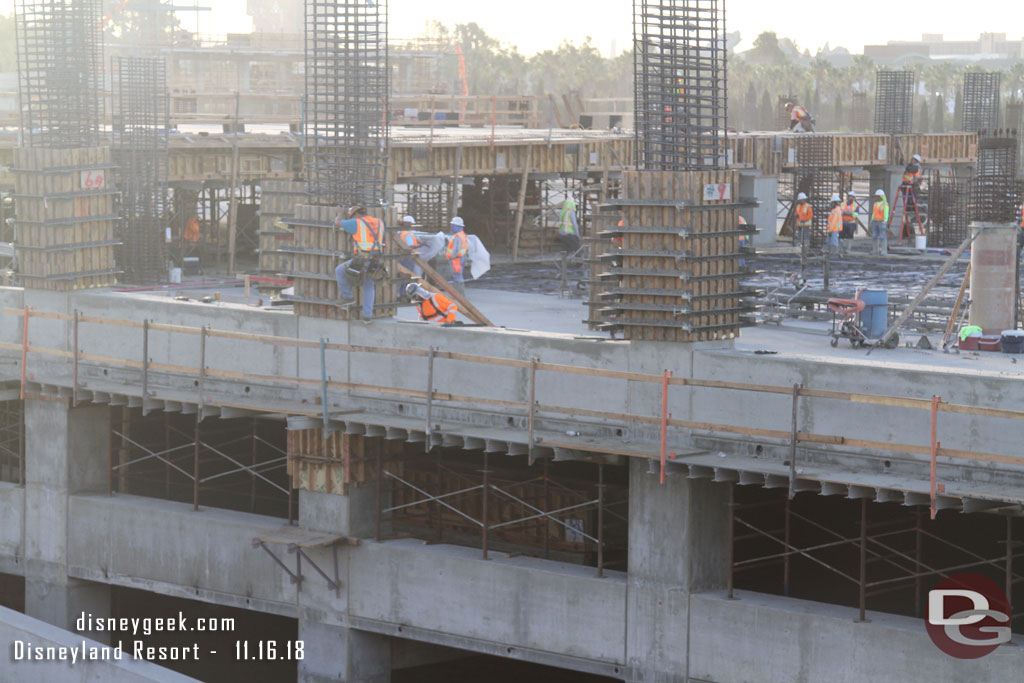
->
[874,70,914,135]
[961,72,1001,133]
[633,0,727,171]
[304,0,389,208]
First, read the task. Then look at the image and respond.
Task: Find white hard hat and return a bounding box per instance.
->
[450,216,464,227]
[912,154,922,162]
[796,192,808,201]
[874,189,885,197]
[830,194,841,202]
[402,215,415,224]
[847,190,856,197]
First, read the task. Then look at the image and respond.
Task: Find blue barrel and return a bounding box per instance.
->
[859,288,889,338]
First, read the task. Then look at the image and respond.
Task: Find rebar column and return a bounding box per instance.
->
[874,70,915,135]
[961,72,1001,133]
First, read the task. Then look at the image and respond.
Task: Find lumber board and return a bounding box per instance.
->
[405,256,494,326]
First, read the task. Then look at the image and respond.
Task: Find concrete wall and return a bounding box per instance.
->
[0,604,198,682]
[0,482,23,576]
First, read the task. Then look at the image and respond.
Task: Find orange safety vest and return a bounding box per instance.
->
[418,293,458,323]
[352,216,383,254]
[872,199,889,222]
[398,230,419,248]
[794,202,813,227]
[790,105,808,121]
[446,231,468,273]
[184,217,200,242]
[827,206,842,233]
[902,162,921,185]
[841,200,857,223]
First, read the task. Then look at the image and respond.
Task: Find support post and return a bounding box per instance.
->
[1007,514,1014,622]
[72,310,79,406]
[197,326,207,414]
[727,482,735,599]
[659,370,671,484]
[425,346,434,453]
[858,497,868,622]
[320,337,329,433]
[20,306,28,400]
[482,451,490,560]
[915,506,923,618]
[597,462,604,578]
[789,383,801,498]
[543,458,550,560]
[227,91,240,273]
[250,418,258,513]
[193,418,200,511]
[512,146,532,261]
[375,443,382,542]
[930,395,940,520]
[527,357,537,464]
[141,318,149,408]
[783,495,791,597]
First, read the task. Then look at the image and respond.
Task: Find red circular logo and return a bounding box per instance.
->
[926,573,1011,659]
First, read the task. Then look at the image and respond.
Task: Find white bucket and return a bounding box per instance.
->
[915,235,927,250]
[169,267,182,284]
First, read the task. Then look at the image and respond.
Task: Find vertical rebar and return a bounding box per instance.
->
[425,346,434,453]
[858,497,868,622]
[141,319,149,407]
[597,462,604,578]
[250,418,258,513]
[527,357,537,464]
[783,495,791,597]
[915,506,923,618]
[164,412,170,500]
[193,418,200,511]
[543,458,550,560]
[788,384,800,498]
[727,482,735,599]
[874,70,915,134]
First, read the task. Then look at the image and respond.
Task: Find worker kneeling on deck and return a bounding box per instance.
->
[406,282,458,323]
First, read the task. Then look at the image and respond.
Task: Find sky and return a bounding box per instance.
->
[1,0,1021,57]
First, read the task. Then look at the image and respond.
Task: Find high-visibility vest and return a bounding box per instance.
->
[827,206,842,233]
[446,231,468,260]
[559,206,577,235]
[794,202,813,227]
[398,230,419,248]
[790,105,808,121]
[418,293,457,323]
[872,199,889,222]
[352,216,383,254]
[184,217,200,242]
[841,200,857,223]
[902,162,921,185]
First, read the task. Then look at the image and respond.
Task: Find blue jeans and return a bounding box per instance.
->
[826,232,839,249]
[335,260,375,319]
[871,220,888,253]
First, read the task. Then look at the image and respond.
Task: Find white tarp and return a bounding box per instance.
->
[466,234,490,280]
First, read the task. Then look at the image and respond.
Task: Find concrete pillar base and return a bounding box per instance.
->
[24,576,112,644]
[298,620,390,683]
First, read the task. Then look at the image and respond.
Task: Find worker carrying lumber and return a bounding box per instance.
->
[840,191,858,255]
[870,189,890,255]
[334,205,385,322]
[794,192,812,248]
[445,216,470,293]
[786,102,815,133]
[405,282,458,323]
[396,215,430,276]
[825,194,842,256]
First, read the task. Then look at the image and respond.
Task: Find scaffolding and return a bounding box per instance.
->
[874,70,914,135]
[633,0,728,170]
[304,0,389,208]
[961,72,1001,133]
[972,131,1019,223]
[14,0,104,149]
[113,57,170,284]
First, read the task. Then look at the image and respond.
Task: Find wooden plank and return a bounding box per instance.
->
[510,145,532,261]
[403,257,494,326]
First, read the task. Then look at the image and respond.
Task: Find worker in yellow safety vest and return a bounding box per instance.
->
[870,189,890,255]
[445,217,470,293]
[825,195,843,256]
[794,192,813,248]
[334,205,385,321]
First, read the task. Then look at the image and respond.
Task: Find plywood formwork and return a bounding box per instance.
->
[280,204,397,320]
[595,170,746,342]
[257,180,308,275]
[12,146,119,290]
[287,429,403,495]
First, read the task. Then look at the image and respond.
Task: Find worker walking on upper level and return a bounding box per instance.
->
[405,283,458,323]
[825,195,842,256]
[840,190,858,255]
[334,205,384,322]
[794,192,813,249]
[446,216,470,293]
[870,189,890,255]
[786,102,815,133]
[556,198,581,254]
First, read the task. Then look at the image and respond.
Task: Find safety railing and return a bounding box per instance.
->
[3,305,1024,517]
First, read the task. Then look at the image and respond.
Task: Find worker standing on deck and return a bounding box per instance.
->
[840,190,858,255]
[786,102,815,132]
[794,193,813,249]
[445,216,470,293]
[397,215,429,276]
[870,189,890,255]
[334,205,384,322]
[405,283,458,323]
[825,195,842,256]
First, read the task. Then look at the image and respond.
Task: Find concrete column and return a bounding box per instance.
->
[298,618,391,683]
[23,400,112,640]
[624,459,729,683]
[300,484,378,538]
[739,172,779,247]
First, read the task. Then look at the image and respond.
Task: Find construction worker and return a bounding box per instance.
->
[840,190,858,255]
[786,102,815,133]
[738,215,751,267]
[794,192,812,248]
[825,195,842,256]
[557,198,581,253]
[405,283,458,323]
[184,216,200,242]
[396,215,428,276]
[870,189,890,255]
[445,216,469,293]
[902,154,923,187]
[334,205,384,321]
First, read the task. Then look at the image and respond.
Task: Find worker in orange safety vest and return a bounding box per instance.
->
[825,194,842,256]
[446,217,469,293]
[794,192,813,248]
[405,283,458,323]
